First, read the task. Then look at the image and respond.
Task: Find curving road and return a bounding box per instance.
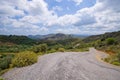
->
[2,48,120,80]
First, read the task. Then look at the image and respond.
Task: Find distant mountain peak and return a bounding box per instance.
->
[28,33,89,40]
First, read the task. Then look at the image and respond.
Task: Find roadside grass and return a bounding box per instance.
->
[103,55,120,66]
[0,51,38,76]
[11,51,38,67]
[0,77,4,80]
[0,69,10,76]
[98,48,120,66]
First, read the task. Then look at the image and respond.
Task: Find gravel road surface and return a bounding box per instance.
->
[2,48,120,80]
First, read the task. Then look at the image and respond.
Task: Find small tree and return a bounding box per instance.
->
[33,44,48,53]
[106,38,116,45]
[33,45,41,53]
[40,44,47,53]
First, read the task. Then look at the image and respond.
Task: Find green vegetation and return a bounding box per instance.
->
[0,77,4,80]
[106,38,116,45]
[0,51,37,75]
[33,44,47,54]
[0,53,14,71]
[95,39,120,66]
[0,35,36,45]
[0,45,32,53]
[0,53,15,75]
[84,31,120,66]
[38,38,90,52]
[2,31,120,75]
[12,51,37,67]
[0,34,91,75]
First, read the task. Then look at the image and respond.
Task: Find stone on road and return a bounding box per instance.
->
[2,48,120,80]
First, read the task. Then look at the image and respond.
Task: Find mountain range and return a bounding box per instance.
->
[28,33,89,40]
[0,31,120,45]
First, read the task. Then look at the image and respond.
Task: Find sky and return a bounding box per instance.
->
[0,0,120,35]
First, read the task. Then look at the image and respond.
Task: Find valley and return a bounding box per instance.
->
[0,31,120,80]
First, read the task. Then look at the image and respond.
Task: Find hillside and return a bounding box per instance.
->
[0,35,35,45]
[28,33,73,40]
[0,31,120,78]
[83,31,120,43]
[83,30,120,66]
[41,33,73,41]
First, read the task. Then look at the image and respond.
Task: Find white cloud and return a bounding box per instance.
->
[46,14,80,26]
[12,21,24,28]
[71,0,83,5]
[20,15,41,24]
[0,0,120,35]
[52,6,63,11]
[25,26,48,34]
[40,27,48,32]
[57,15,80,26]
[0,0,53,16]
[56,27,81,34]
[71,0,120,33]
[0,5,24,17]
[27,0,52,16]
[97,0,120,12]
[0,0,29,12]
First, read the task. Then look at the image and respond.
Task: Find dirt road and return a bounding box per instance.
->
[2,48,120,80]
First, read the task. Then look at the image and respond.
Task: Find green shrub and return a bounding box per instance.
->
[106,38,116,45]
[0,60,10,69]
[0,77,4,80]
[40,44,47,53]
[112,61,120,66]
[0,54,14,70]
[12,51,37,67]
[48,49,56,53]
[58,48,65,52]
[33,44,47,53]
[33,46,40,53]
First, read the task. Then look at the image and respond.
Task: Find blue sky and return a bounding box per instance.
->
[46,0,96,16]
[0,0,120,35]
